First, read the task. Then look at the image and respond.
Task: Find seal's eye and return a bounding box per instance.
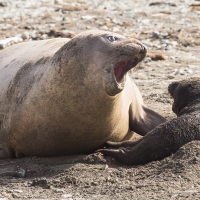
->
[107,36,118,42]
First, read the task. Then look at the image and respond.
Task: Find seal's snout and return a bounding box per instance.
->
[104,33,148,96]
[112,39,147,87]
[168,82,179,97]
[130,39,147,53]
[141,43,148,52]
[136,42,147,54]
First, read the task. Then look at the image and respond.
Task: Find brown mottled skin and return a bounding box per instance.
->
[99,78,200,165]
[0,30,165,158]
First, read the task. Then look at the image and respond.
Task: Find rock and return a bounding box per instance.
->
[112,18,123,25]
[151,13,169,18]
[170,41,178,47]
[149,2,176,6]
[0,36,23,49]
[144,57,152,63]
[81,15,95,20]
[143,40,153,47]
[147,52,167,61]
[141,19,150,24]
[0,1,7,7]
[54,0,63,4]
[21,32,30,40]
[12,190,23,193]
[50,186,65,193]
[40,34,48,40]
[190,3,200,11]
[181,69,188,75]
[152,31,161,39]
[12,193,20,198]
[15,168,26,178]
[167,74,175,79]
[30,178,50,189]
[61,194,73,198]
[47,30,75,38]
[173,68,194,76]
[30,31,37,40]
[104,164,109,170]
[62,5,88,12]
[82,153,107,164]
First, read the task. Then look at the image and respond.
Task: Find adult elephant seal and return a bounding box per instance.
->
[0,30,165,158]
[99,78,200,165]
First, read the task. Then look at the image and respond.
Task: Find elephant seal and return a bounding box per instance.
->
[99,78,200,165]
[0,30,165,158]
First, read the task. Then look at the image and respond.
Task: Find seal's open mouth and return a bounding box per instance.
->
[114,60,138,84]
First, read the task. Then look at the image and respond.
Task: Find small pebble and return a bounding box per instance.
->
[168,74,175,79]
[81,16,94,20]
[50,186,65,193]
[21,32,30,40]
[12,193,20,198]
[16,168,26,178]
[12,190,23,193]
[61,194,73,198]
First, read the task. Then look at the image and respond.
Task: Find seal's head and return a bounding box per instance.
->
[55,30,147,96]
[168,78,200,115]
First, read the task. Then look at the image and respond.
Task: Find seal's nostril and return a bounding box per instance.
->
[141,44,148,52]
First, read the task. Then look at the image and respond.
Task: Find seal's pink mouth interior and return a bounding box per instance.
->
[114,61,129,83]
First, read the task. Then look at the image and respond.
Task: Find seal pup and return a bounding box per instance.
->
[99,78,200,165]
[0,30,165,158]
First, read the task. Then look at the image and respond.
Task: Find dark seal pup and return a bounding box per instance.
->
[99,78,200,165]
[0,30,165,158]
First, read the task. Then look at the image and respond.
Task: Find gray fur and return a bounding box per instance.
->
[99,78,200,165]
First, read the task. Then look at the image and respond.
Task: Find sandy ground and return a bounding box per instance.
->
[0,0,200,199]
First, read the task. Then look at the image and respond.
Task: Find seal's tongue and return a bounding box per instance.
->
[114,61,130,83]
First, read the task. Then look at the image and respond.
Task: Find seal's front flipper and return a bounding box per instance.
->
[130,105,166,136]
[97,148,129,163]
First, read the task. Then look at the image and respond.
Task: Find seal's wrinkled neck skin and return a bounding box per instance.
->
[168,78,200,116]
[53,30,147,97]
